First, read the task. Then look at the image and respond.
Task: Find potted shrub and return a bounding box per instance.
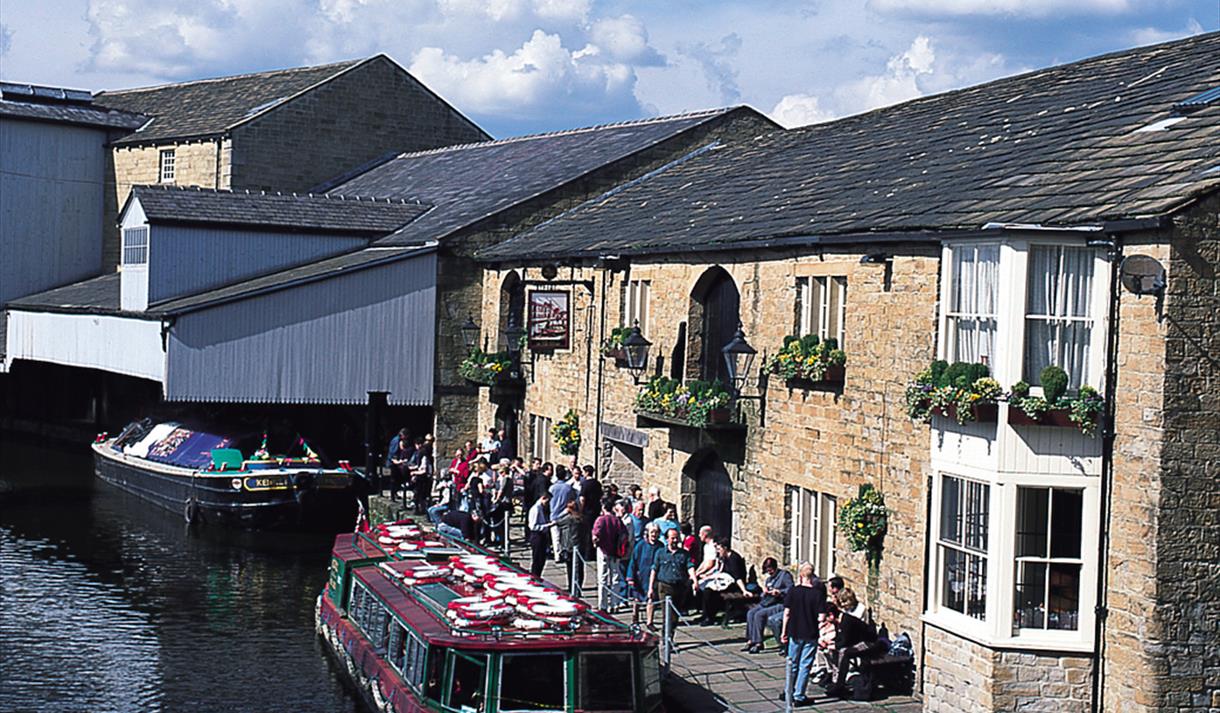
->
[905,360,1001,425]
[634,376,733,428]
[458,348,512,386]
[1007,366,1104,436]
[763,334,847,386]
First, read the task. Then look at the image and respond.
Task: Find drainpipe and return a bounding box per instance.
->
[593,265,609,474]
[1090,237,1122,713]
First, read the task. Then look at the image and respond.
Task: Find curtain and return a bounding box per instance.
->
[949,245,998,363]
[1025,246,1094,388]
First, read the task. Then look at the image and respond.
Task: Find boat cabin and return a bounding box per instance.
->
[320,525,663,713]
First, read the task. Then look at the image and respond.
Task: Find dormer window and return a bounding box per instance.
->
[159,149,176,183]
[122,227,148,266]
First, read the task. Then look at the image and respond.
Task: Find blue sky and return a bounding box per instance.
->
[1,0,1215,137]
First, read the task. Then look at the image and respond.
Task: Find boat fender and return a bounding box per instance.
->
[183,498,199,524]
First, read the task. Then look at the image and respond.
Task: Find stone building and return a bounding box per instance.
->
[93,55,489,269]
[474,33,1220,712]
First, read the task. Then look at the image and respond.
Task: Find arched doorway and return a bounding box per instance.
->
[494,403,518,459]
[687,267,740,386]
[684,450,733,543]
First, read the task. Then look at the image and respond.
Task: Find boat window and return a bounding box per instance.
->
[447,651,487,712]
[499,653,565,711]
[402,631,428,691]
[641,650,662,712]
[425,646,444,702]
[578,652,635,711]
[388,624,406,671]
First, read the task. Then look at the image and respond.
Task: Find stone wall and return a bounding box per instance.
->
[435,108,775,447]
[230,56,487,194]
[105,139,225,269]
[924,626,1093,712]
[479,245,942,663]
[1150,194,1220,712]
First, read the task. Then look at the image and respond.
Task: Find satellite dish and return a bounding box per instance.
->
[1119,255,1166,296]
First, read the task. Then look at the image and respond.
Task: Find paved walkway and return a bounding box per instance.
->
[369,495,921,713]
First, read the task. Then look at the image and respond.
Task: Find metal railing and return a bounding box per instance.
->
[567,545,634,613]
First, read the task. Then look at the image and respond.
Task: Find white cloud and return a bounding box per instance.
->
[1128,18,1205,46]
[590,15,664,66]
[769,93,836,128]
[409,29,638,120]
[869,0,1132,18]
[678,33,743,104]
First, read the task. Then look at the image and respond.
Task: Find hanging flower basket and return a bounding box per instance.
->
[839,484,888,566]
[552,409,581,456]
[458,348,513,386]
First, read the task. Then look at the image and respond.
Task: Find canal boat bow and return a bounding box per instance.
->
[317,520,664,713]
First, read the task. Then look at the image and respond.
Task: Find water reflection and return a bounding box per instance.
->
[0,434,361,713]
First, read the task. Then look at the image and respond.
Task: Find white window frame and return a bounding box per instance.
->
[796,276,847,347]
[530,414,553,463]
[941,243,999,366]
[121,227,149,266]
[925,470,1100,651]
[624,279,650,336]
[940,238,1110,393]
[786,485,836,579]
[158,148,176,183]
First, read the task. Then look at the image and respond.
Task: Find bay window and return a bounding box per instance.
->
[1024,245,1095,389]
[937,475,989,620]
[1013,487,1084,632]
[944,245,998,364]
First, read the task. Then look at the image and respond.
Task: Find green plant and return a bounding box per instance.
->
[839,484,888,564]
[763,334,847,382]
[601,326,632,356]
[552,409,581,455]
[458,348,512,385]
[634,375,732,427]
[1007,370,1105,436]
[1069,386,1105,437]
[1040,366,1069,404]
[905,361,997,424]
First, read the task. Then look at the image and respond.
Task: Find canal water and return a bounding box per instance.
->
[0,434,362,713]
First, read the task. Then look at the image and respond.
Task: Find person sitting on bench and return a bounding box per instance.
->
[697,537,749,625]
[825,588,880,698]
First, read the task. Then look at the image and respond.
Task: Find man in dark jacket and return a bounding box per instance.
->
[743,557,794,653]
[780,563,827,706]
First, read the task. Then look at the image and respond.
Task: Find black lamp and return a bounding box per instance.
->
[503,320,525,357]
[461,315,480,351]
[721,324,757,396]
[622,322,652,383]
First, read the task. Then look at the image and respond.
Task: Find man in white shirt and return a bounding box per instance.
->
[527,490,552,577]
[479,428,500,458]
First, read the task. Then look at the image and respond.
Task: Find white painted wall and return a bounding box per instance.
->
[5,310,164,382]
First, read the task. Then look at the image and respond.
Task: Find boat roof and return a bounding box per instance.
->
[335,528,656,650]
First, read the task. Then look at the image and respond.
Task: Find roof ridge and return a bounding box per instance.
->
[132,183,424,205]
[789,29,1220,138]
[387,107,738,160]
[97,58,365,96]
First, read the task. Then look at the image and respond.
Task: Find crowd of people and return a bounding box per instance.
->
[383,425,896,702]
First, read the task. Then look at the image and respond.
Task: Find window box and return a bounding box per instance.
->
[634,377,737,430]
[458,349,515,387]
[1007,406,1076,428]
[636,408,742,431]
[934,401,999,423]
[785,364,847,390]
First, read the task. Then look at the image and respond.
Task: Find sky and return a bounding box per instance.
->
[0,0,1216,138]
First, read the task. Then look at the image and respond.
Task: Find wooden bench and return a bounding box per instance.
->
[718,592,754,628]
[849,652,915,700]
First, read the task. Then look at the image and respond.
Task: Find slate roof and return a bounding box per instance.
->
[0,82,146,130]
[7,273,127,316]
[480,32,1220,261]
[96,59,364,145]
[130,185,431,235]
[330,107,771,247]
